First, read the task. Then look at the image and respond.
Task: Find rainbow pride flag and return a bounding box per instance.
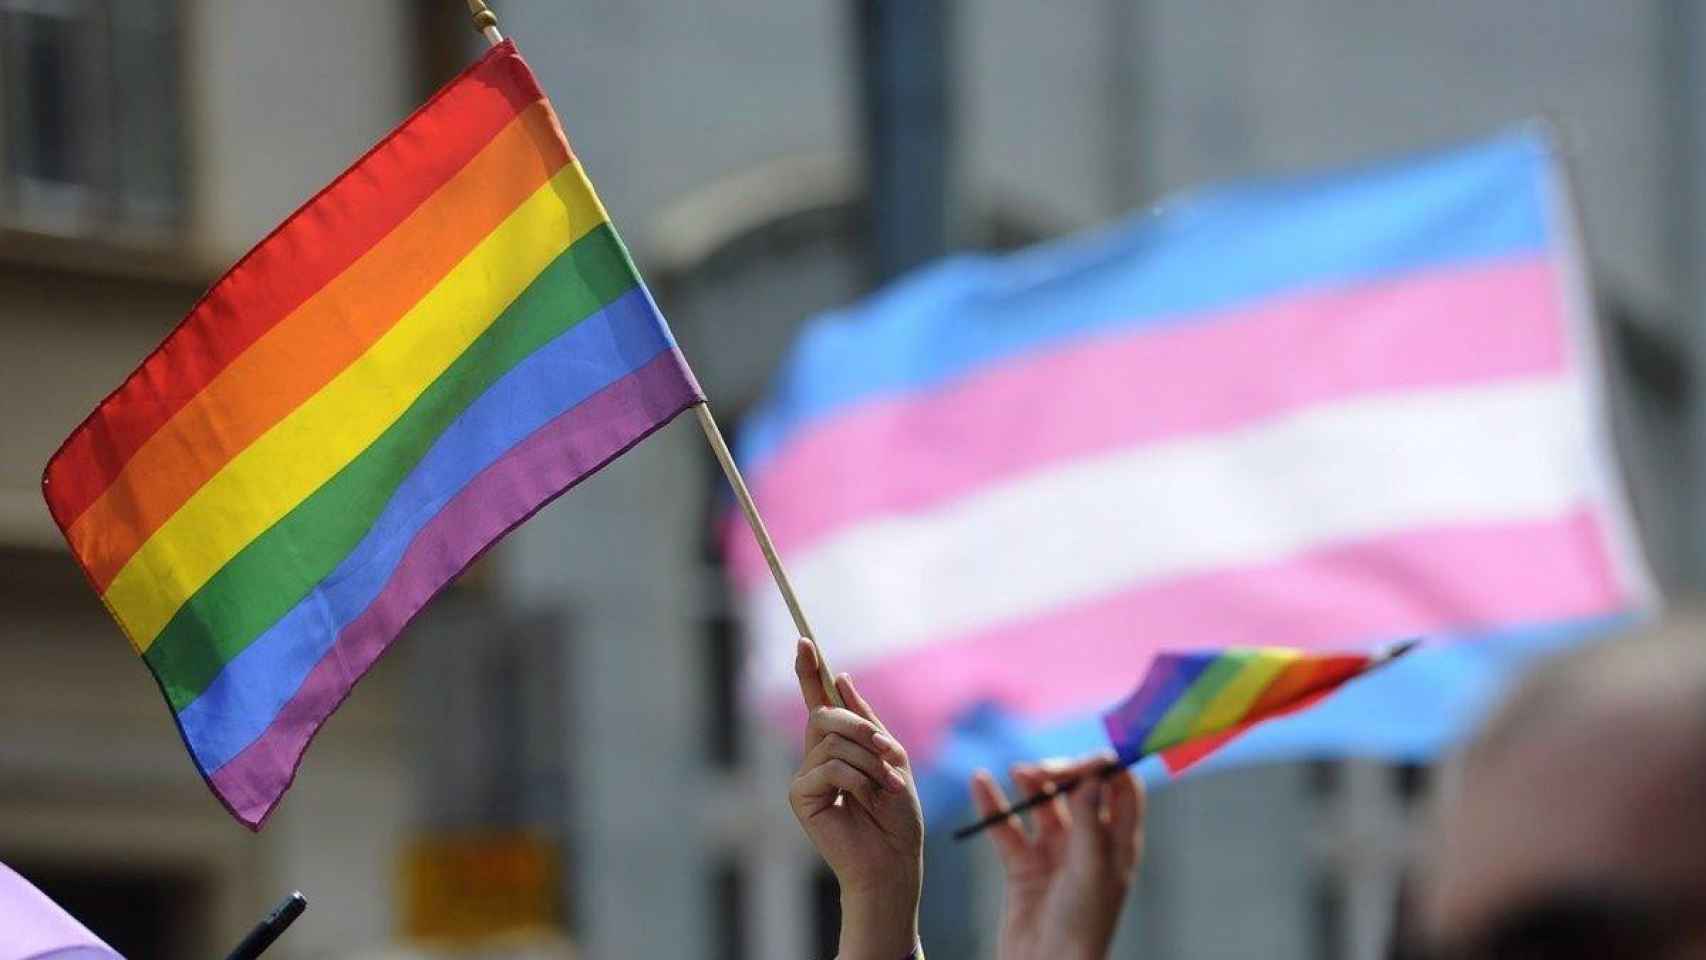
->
[41,42,702,828]
[1104,646,1396,775]
[730,130,1654,816]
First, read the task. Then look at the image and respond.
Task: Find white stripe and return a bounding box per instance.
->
[1538,149,1661,610]
[743,376,1594,697]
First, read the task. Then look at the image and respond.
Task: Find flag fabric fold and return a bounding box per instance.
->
[729,129,1654,816]
[0,862,123,960]
[42,41,702,829]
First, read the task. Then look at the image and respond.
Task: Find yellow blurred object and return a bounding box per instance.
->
[400,833,561,943]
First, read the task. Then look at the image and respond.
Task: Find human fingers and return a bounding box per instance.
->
[1011,763,1070,840]
[805,732,906,793]
[1043,753,1122,784]
[970,769,1031,864]
[807,706,906,768]
[795,638,831,717]
[835,674,908,769]
[1066,774,1113,869]
[835,672,893,736]
[1104,763,1145,874]
[794,757,883,814]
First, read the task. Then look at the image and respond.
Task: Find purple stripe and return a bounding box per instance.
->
[1101,652,1218,762]
[207,351,699,828]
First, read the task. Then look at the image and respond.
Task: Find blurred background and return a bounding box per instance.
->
[0,1,1697,957]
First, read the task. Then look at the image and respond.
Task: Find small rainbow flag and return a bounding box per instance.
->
[1102,645,1403,774]
[40,41,702,828]
[953,644,1401,839]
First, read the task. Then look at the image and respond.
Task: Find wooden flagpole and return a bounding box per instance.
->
[463,0,844,708]
[690,404,842,705]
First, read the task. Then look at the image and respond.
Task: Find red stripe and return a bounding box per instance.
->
[729,257,1566,587]
[41,41,543,532]
[761,509,1625,761]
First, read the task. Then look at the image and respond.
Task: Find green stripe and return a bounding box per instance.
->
[147,224,638,710]
[1143,650,1255,753]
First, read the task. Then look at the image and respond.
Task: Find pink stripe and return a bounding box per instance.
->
[729,257,1567,587]
[761,509,1625,760]
[208,353,699,829]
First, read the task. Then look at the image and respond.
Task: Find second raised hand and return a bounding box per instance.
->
[972,755,1144,960]
[788,638,925,960]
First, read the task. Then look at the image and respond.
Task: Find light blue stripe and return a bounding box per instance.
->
[916,613,1628,824]
[180,288,672,772]
[739,130,1555,477]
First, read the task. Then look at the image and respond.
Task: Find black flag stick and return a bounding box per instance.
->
[222,891,306,960]
[951,761,1127,841]
[953,639,1421,841]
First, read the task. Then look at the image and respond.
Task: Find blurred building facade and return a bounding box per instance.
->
[1,2,1700,959]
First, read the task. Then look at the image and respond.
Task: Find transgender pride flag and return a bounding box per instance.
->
[728,130,1655,809]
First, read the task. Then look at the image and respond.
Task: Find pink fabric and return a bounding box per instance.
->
[0,863,121,960]
[764,508,1621,759]
[730,257,1566,587]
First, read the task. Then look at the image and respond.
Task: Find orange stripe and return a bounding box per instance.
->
[41,41,539,533]
[1242,655,1367,717]
[68,100,571,591]
[1158,655,1370,772]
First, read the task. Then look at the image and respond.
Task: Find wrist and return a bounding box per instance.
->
[998,895,1109,960]
[837,875,922,960]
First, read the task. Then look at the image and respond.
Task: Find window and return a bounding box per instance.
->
[1310,760,1429,960]
[0,0,182,237]
[710,856,748,960]
[1313,869,1348,960]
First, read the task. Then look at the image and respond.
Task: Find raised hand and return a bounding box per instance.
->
[971,756,1144,960]
[788,638,925,960]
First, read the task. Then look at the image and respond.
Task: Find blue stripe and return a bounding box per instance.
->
[916,613,1629,824]
[739,130,1554,477]
[179,288,673,772]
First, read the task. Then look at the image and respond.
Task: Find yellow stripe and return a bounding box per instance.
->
[105,163,609,650]
[1185,648,1299,739]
